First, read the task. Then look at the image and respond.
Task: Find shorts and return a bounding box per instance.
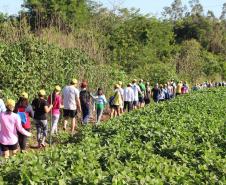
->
[139,97,144,103]
[112,105,119,110]
[0,143,18,151]
[63,109,77,118]
[133,101,139,106]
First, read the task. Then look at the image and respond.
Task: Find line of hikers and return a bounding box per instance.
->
[0,79,224,158]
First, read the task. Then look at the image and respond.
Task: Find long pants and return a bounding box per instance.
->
[81,105,90,124]
[96,109,103,123]
[18,128,30,150]
[35,120,48,144]
[51,114,60,134]
[123,101,133,112]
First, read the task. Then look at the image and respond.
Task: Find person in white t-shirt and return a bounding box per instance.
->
[132,79,141,109]
[62,79,81,134]
[123,83,134,112]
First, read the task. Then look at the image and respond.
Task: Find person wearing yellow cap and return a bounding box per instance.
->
[32,89,53,148]
[14,92,34,153]
[62,79,81,134]
[48,85,63,134]
[0,99,32,158]
[110,84,122,118]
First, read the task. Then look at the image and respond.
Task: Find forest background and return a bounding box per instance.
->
[0,0,226,98]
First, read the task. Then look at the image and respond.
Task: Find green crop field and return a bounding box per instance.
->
[0,88,225,184]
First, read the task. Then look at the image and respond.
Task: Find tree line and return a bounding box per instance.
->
[0,0,225,84]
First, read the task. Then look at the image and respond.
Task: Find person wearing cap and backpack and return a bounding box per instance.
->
[32,90,53,148]
[118,81,124,114]
[79,81,92,124]
[110,84,122,118]
[62,79,81,134]
[14,92,34,152]
[0,99,32,158]
[48,86,63,135]
[138,79,146,108]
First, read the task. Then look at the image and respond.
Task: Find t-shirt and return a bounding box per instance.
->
[0,99,6,113]
[63,85,79,110]
[139,83,146,97]
[152,88,161,100]
[132,84,141,101]
[48,94,62,115]
[0,112,31,145]
[176,83,182,93]
[79,90,91,107]
[95,95,107,110]
[32,98,48,120]
[123,87,134,102]
[113,89,122,106]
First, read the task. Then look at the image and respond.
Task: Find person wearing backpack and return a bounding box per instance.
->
[151,83,161,103]
[0,99,32,158]
[91,88,107,124]
[48,86,63,134]
[14,92,33,153]
[138,79,146,108]
[110,84,122,118]
[79,81,91,124]
[118,81,124,114]
[32,90,53,148]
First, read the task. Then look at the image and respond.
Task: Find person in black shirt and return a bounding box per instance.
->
[151,83,161,103]
[32,90,52,148]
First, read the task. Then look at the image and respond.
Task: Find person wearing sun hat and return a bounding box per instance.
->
[32,89,53,148]
[132,79,141,109]
[62,78,81,134]
[110,84,122,118]
[48,85,63,134]
[0,99,32,158]
[14,92,34,152]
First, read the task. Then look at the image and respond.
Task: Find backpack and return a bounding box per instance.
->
[109,96,115,107]
[17,107,27,125]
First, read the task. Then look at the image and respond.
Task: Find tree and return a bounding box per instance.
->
[176,39,203,82]
[220,3,226,20]
[162,0,187,21]
[189,0,204,16]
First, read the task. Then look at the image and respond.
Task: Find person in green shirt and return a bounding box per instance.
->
[138,79,146,108]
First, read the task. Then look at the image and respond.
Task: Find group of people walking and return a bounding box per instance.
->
[0,78,222,158]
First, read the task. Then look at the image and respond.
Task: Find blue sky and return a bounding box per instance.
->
[0,0,225,17]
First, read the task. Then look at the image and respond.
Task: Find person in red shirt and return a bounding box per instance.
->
[14,92,34,153]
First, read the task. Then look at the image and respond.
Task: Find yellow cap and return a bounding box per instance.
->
[71,78,78,85]
[21,92,28,99]
[118,81,123,86]
[6,99,15,108]
[115,84,120,88]
[38,89,46,96]
[132,79,137,83]
[55,85,61,92]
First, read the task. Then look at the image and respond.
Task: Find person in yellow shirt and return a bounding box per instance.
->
[176,81,183,96]
[110,84,122,118]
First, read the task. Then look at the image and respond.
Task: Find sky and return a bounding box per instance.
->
[0,0,225,18]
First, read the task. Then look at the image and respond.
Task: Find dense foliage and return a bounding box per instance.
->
[0,88,225,184]
[0,0,225,86]
[0,38,128,99]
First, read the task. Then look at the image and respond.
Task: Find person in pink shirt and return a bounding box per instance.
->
[0,99,32,158]
[48,85,63,134]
